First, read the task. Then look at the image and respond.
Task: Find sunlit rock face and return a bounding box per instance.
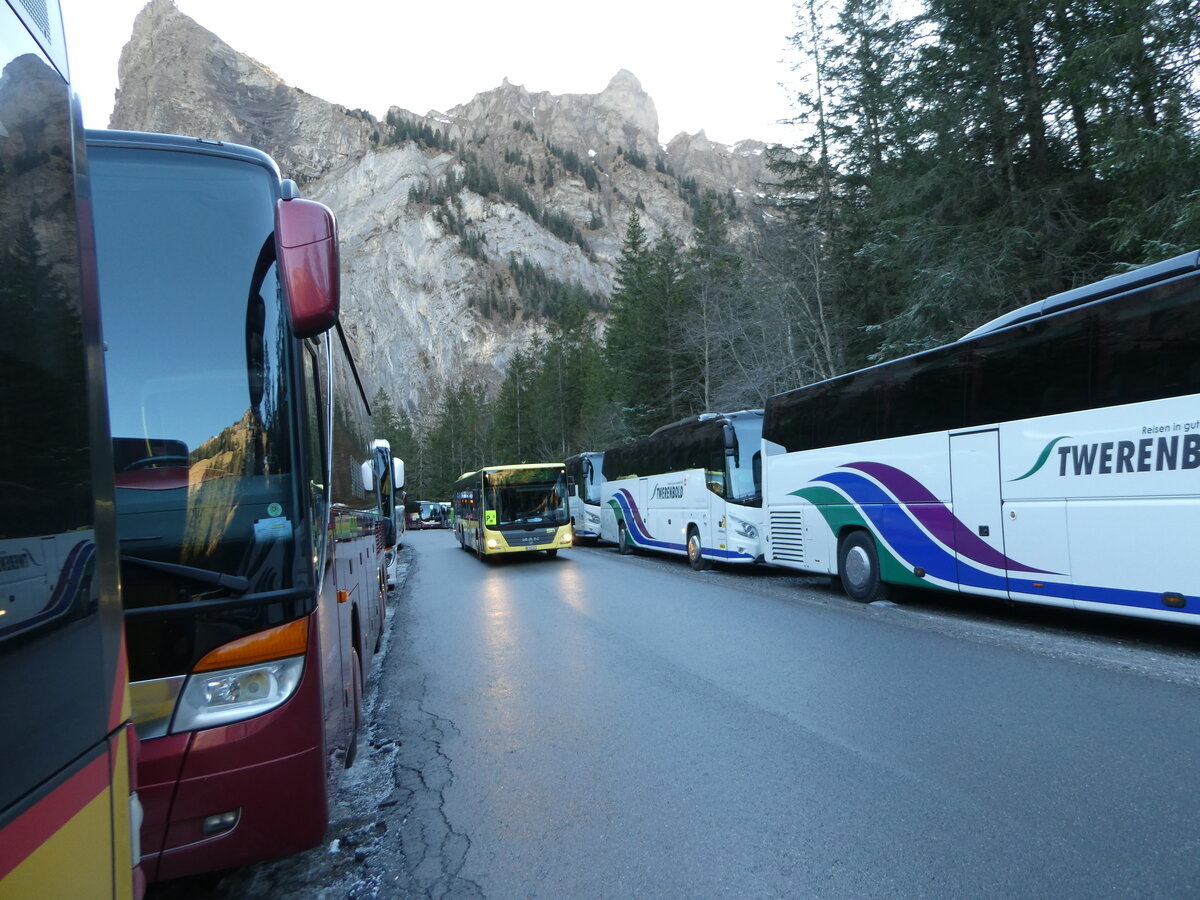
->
[111,0,779,417]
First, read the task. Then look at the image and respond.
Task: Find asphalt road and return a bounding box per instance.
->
[156,529,1200,899]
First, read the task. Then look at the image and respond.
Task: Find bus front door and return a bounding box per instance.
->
[948,430,1008,600]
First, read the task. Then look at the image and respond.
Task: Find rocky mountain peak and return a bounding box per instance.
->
[109,2,782,416]
[112,0,373,183]
[596,69,658,141]
[446,68,660,162]
[605,68,642,92]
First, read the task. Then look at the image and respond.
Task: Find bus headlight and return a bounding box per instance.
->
[728,515,759,540]
[172,656,304,733]
[486,538,499,550]
[561,532,572,544]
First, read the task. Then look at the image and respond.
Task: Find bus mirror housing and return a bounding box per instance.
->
[393,458,405,489]
[360,460,374,491]
[275,197,340,338]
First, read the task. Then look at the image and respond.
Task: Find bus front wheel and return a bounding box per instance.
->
[686,526,709,571]
[546,548,558,558]
[837,530,889,603]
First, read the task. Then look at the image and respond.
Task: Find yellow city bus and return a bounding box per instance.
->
[452,464,573,559]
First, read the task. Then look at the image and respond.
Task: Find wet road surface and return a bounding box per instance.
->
[153,529,1200,898]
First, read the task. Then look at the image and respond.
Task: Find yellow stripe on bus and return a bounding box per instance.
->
[1,784,119,899]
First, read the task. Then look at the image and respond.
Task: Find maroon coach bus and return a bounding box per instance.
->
[88,130,399,881]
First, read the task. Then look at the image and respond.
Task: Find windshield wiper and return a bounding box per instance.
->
[120,554,251,594]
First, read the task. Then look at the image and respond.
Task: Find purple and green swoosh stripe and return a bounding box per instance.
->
[795,462,1195,614]
[794,462,1054,593]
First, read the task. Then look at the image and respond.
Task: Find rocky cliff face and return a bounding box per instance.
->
[446,69,661,165]
[110,0,778,417]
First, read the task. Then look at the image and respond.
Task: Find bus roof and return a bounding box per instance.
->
[564,451,603,462]
[649,409,763,438]
[960,249,1200,340]
[768,248,1200,407]
[86,129,287,190]
[478,462,565,472]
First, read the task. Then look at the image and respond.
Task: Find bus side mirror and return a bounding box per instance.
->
[360,460,374,491]
[723,423,739,465]
[393,458,405,489]
[276,197,340,338]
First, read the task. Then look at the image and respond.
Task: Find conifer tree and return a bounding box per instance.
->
[602,212,658,437]
[492,347,538,461]
[774,0,1200,367]
[646,233,695,423]
[682,195,741,412]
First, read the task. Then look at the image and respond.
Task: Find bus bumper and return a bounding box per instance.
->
[136,656,330,882]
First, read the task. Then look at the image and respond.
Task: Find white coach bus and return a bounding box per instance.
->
[564,451,604,540]
[761,249,1200,624]
[600,411,764,569]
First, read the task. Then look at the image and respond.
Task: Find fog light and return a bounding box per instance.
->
[202,810,240,836]
[486,538,498,550]
[561,533,572,544]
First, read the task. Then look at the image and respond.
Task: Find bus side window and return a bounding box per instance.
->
[1092,277,1200,407]
[706,450,726,497]
[969,313,1089,424]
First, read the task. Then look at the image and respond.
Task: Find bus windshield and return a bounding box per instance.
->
[91,146,304,676]
[485,468,569,527]
[580,457,602,503]
[727,416,763,503]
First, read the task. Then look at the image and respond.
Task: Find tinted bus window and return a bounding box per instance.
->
[1091,275,1200,409]
[90,146,307,679]
[878,347,966,439]
[968,308,1091,426]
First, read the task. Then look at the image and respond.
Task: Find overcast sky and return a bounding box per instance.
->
[57,0,803,147]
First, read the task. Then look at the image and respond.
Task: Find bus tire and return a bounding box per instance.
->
[837,530,890,603]
[546,548,558,558]
[617,521,633,555]
[345,647,362,768]
[686,526,709,571]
